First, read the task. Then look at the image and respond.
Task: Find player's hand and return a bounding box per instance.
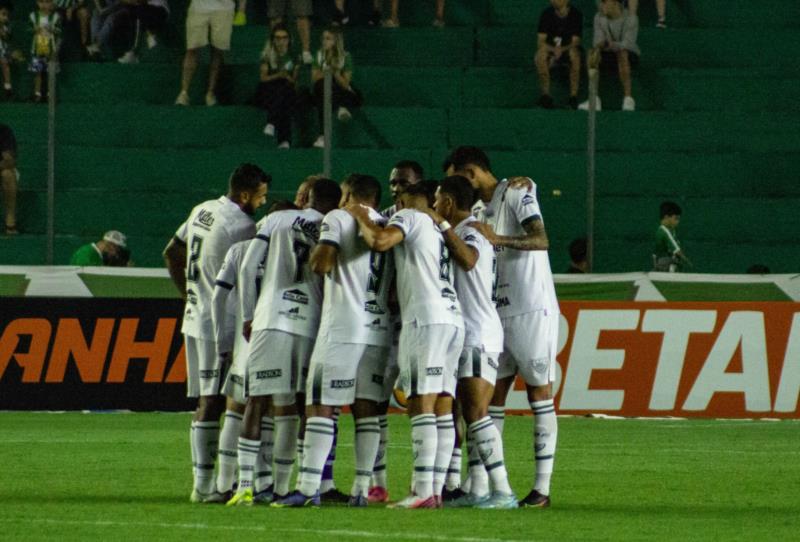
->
[243,321,253,342]
[469,221,498,245]
[344,203,370,221]
[507,176,534,192]
[422,208,445,227]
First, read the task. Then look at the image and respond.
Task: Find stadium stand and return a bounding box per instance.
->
[0,0,798,273]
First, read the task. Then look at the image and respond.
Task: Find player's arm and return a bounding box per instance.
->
[163,236,187,300]
[310,243,338,275]
[211,254,237,356]
[472,217,549,251]
[346,204,404,252]
[424,209,479,271]
[239,234,270,341]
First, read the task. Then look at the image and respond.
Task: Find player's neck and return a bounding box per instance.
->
[451,210,471,225]
[479,175,499,203]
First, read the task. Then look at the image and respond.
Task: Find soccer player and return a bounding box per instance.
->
[227,178,341,506]
[349,182,465,509]
[427,175,517,508]
[163,163,270,503]
[445,146,559,508]
[380,159,424,218]
[273,173,393,508]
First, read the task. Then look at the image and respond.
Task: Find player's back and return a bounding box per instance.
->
[318,207,394,346]
[180,196,255,338]
[252,208,324,337]
[388,208,462,327]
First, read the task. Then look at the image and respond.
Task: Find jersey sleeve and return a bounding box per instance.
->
[174,220,189,244]
[507,182,543,227]
[459,226,484,252]
[387,209,415,238]
[319,210,344,249]
[239,220,273,322]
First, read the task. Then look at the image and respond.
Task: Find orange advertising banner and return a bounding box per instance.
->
[508,302,800,418]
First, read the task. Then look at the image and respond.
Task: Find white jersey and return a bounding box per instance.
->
[453,216,503,352]
[387,209,463,327]
[482,179,559,317]
[175,196,255,338]
[240,208,324,338]
[317,207,394,346]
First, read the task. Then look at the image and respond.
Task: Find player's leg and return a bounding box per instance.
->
[206,9,233,103]
[444,398,465,498]
[370,331,399,502]
[253,412,275,500]
[216,397,245,496]
[227,394,268,505]
[433,394,455,502]
[568,46,582,105]
[534,46,553,108]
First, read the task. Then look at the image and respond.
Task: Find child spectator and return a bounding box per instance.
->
[70,230,130,266]
[254,24,299,149]
[29,0,61,103]
[652,201,690,272]
[54,0,91,56]
[579,0,639,112]
[535,0,583,110]
[311,27,362,148]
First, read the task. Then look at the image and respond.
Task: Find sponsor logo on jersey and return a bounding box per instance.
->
[426,367,443,376]
[199,369,219,379]
[331,379,355,389]
[230,374,244,385]
[256,369,282,379]
[372,374,384,385]
[441,287,457,302]
[283,289,309,305]
[279,307,307,321]
[320,223,330,232]
[291,216,320,241]
[532,357,549,374]
[521,194,535,206]
[186,289,198,306]
[364,300,386,315]
[195,209,215,230]
[496,296,510,307]
[365,317,388,332]
[487,357,499,370]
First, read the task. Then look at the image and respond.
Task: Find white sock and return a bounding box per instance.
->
[470,416,512,495]
[352,416,380,497]
[489,405,505,435]
[190,421,198,484]
[255,416,274,492]
[371,414,389,488]
[446,446,462,491]
[294,438,305,491]
[411,414,437,499]
[466,432,489,497]
[298,417,335,496]
[434,415,456,497]
[192,421,219,494]
[216,411,243,493]
[320,410,340,493]
[236,437,260,491]
[273,414,300,496]
[532,400,558,496]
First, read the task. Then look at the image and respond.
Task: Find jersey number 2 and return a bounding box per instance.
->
[293,240,311,282]
[187,236,203,283]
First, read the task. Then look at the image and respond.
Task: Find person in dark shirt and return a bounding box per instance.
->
[566,237,587,273]
[535,0,583,110]
[0,123,18,234]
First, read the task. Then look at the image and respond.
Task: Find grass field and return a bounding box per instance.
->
[0,413,798,541]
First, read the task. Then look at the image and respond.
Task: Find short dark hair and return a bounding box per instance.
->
[659,201,682,218]
[569,237,588,263]
[310,177,342,212]
[267,200,298,214]
[438,175,477,211]
[393,160,424,180]
[229,163,271,193]
[443,146,491,174]
[404,181,438,207]
[343,173,382,207]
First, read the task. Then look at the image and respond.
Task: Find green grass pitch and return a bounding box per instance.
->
[0,413,798,541]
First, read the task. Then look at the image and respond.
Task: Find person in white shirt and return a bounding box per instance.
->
[163,163,269,503]
[226,178,341,506]
[348,182,464,509]
[445,146,559,508]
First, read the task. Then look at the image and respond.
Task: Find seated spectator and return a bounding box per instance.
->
[254,24,299,149]
[579,0,639,112]
[380,159,424,218]
[54,0,91,56]
[29,0,61,103]
[268,0,312,64]
[566,237,587,273]
[626,0,666,28]
[311,27,362,148]
[378,0,445,28]
[652,201,690,272]
[0,123,18,234]
[70,230,130,266]
[332,0,348,26]
[535,0,583,110]
[175,0,234,106]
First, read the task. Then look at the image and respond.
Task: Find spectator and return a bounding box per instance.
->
[332,0,348,26]
[627,0,666,29]
[70,230,130,266]
[0,123,18,234]
[311,27,362,148]
[86,0,127,60]
[378,0,445,28]
[117,0,170,63]
[268,0,312,65]
[29,0,61,103]
[254,24,299,149]
[380,159,424,218]
[746,264,770,275]
[566,237,587,273]
[1,2,20,98]
[175,0,234,106]
[54,0,91,55]
[579,0,639,112]
[535,0,583,110]
[652,201,690,272]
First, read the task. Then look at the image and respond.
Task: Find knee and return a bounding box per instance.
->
[529,384,553,403]
[534,48,549,67]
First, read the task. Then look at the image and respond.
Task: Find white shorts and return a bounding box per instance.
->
[221,340,249,404]
[457,346,500,386]
[185,335,224,398]
[397,322,464,398]
[247,329,314,399]
[498,310,559,387]
[306,334,389,406]
[186,8,234,50]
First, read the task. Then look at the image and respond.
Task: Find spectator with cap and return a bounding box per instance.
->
[70,230,131,266]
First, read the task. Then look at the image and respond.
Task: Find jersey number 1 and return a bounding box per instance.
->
[439,240,452,281]
[366,251,386,294]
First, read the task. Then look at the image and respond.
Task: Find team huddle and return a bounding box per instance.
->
[164,146,560,510]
